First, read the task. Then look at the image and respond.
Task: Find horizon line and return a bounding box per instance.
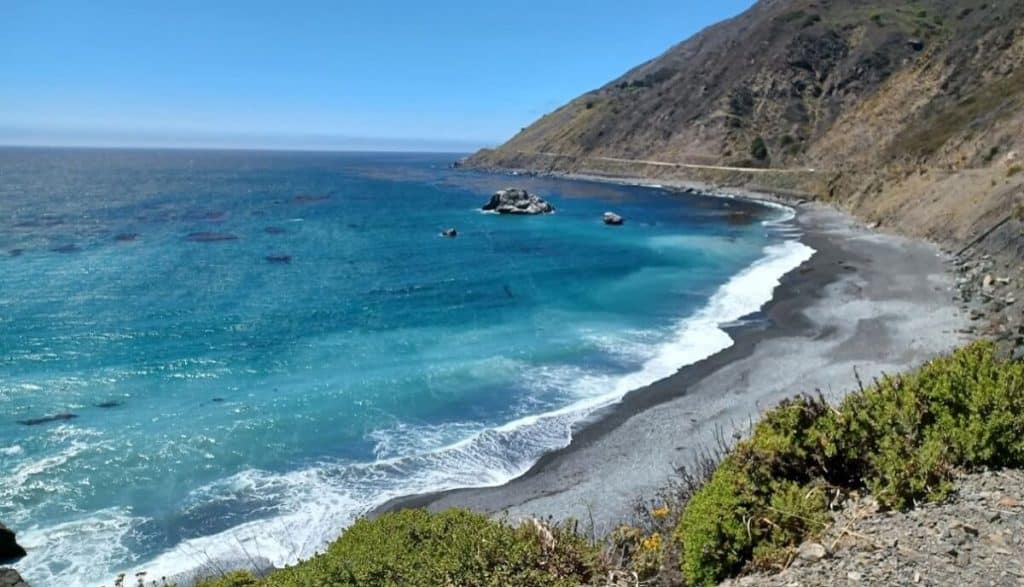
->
[0,142,478,155]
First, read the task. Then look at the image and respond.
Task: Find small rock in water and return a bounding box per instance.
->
[114,233,140,242]
[726,211,754,225]
[265,254,292,264]
[7,249,24,257]
[16,413,78,426]
[51,244,81,253]
[292,194,331,204]
[95,400,122,409]
[264,226,287,235]
[603,212,624,225]
[440,228,458,238]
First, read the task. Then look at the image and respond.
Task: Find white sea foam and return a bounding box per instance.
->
[16,508,144,587]
[72,210,814,587]
[0,426,103,512]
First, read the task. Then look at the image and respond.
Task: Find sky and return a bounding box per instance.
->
[1,0,756,151]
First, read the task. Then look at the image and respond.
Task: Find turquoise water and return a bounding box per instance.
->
[0,148,812,585]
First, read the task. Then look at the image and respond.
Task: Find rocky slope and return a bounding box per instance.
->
[721,469,1024,586]
[466,0,1024,264]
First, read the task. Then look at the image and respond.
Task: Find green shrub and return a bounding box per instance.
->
[751,480,829,569]
[750,137,769,161]
[1009,165,1022,177]
[802,14,822,28]
[198,571,260,586]
[198,509,602,587]
[674,342,1024,584]
[983,145,999,163]
[676,464,755,586]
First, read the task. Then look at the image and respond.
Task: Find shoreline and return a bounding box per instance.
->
[128,177,970,586]
[376,188,969,531]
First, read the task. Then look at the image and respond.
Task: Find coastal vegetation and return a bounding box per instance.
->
[197,342,1024,586]
[196,509,608,587]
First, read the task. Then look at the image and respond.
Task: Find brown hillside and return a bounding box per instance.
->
[466,0,1024,256]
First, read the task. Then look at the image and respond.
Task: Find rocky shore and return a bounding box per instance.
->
[723,470,1024,587]
[951,247,1024,360]
[0,523,26,585]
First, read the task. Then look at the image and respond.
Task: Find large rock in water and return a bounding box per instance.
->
[0,523,26,564]
[482,188,554,215]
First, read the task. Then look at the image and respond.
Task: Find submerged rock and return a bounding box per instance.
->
[440,228,458,238]
[293,194,331,204]
[264,226,287,235]
[0,523,27,564]
[17,413,78,426]
[0,567,27,587]
[726,211,755,225]
[114,233,140,242]
[95,400,122,409]
[186,232,238,242]
[7,249,24,257]
[482,188,554,215]
[265,254,292,264]
[51,244,81,253]
[603,212,624,225]
[187,210,228,222]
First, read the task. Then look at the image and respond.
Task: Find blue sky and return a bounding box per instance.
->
[1,0,755,151]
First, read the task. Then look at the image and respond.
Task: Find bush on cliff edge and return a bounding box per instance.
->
[197,508,604,587]
[674,342,1024,585]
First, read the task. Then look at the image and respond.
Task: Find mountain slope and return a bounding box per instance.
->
[466,0,1024,252]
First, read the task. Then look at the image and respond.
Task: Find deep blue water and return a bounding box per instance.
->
[0,148,811,585]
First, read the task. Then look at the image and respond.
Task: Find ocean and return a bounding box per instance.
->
[0,148,813,585]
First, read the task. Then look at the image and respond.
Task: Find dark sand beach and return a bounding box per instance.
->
[379,199,969,533]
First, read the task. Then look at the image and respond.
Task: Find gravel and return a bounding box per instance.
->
[722,470,1024,586]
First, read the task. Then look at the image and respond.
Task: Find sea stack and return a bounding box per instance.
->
[481,188,554,215]
[603,212,624,225]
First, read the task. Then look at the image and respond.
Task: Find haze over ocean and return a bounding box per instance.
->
[0,148,809,584]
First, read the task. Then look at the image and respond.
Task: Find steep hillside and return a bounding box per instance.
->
[466,0,1024,255]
